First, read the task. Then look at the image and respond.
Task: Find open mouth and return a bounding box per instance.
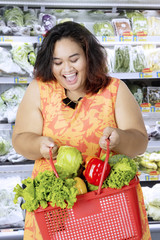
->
[63,73,77,83]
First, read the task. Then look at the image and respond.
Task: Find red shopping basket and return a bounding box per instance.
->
[34,140,142,240]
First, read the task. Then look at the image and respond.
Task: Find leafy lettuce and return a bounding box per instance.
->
[55,146,83,179]
[13,170,78,212]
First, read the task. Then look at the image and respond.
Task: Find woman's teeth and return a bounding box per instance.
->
[64,73,77,82]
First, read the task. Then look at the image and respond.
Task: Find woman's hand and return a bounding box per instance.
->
[40,137,58,159]
[99,127,120,151]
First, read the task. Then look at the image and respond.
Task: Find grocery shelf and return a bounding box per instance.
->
[0,0,159,9]
[98,36,160,46]
[0,76,32,84]
[110,71,160,79]
[0,36,43,45]
[0,35,159,46]
[0,230,23,240]
[0,71,159,84]
[142,112,160,119]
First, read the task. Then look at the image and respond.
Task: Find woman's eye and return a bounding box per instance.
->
[54,62,62,66]
[71,58,78,63]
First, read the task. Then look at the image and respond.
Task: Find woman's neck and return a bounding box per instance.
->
[65,89,86,102]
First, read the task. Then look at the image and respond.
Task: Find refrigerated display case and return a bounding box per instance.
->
[0,0,160,239]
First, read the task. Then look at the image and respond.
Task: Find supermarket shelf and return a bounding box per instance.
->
[0,164,34,179]
[0,124,13,130]
[110,71,160,79]
[0,230,23,240]
[0,71,159,84]
[97,36,160,46]
[0,0,159,9]
[0,35,160,45]
[0,76,32,84]
[0,36,43,45]
[142,112,160,119]
[147,141,160,152]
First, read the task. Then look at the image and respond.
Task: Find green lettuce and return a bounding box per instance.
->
[103,157,137,189]
[132,16,148,35]
[4,7,24,27]
[0,136,11,155]
[13,170,78,212]
[93,21,114,36]
[55,146,82,179]
[11,43,36,75]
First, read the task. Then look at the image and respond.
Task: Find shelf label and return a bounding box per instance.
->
[155,103,160,112]
[119,35,132,42]
[14,77,28,84]
[133,35,147,42]
[4,36,13,42]
[38,35,43,43]
[140,103,151,112]
[102,36,115,42]
[0,36,13,42]
[145,171,159,181]
[157,72,160,78]
[0,36,4,42]
[139,72,153,78]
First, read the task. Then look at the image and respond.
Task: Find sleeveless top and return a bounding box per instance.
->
[23,77,151,240]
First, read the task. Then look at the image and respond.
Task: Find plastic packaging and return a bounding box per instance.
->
[112,18,132,35]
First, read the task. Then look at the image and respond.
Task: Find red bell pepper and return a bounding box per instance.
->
[84,157,111,186]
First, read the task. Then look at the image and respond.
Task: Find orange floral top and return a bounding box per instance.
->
[24,78,151,240]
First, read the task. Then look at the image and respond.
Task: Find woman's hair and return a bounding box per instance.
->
[34,21,111,94]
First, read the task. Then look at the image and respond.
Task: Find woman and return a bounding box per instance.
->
[12,21,151,239]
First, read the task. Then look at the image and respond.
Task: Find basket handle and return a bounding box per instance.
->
[97,138,110,195]
[49,147,59,178]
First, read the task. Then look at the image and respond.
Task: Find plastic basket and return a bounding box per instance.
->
[34,140,142,240]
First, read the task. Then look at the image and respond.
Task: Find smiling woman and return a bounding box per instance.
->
[52,38,87,100]
[12,21,150,240]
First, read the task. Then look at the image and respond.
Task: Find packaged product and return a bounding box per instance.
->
[105,48,114,72]
[147,87,160,106]
[131,16,148,35]
[112,18,132,35]
[147,17,160,36]
[145,47,160,71]
[113,45,133,72]
[131,46,147,72]
[93,21,115,36]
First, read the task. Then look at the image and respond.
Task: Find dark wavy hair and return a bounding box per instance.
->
[34,21,111,94]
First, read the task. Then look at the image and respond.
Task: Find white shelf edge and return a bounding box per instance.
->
[0,35,159,45]
[0,77,32,84]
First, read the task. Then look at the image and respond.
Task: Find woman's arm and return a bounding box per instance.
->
[12,80,57,160]
[99,80,148,158]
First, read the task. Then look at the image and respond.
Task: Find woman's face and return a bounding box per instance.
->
[52,37,87,94]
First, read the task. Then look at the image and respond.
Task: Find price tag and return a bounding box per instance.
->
[137,36,147,42]
[140,103,151,112]
[157,72,160,78]
[4,36,13,42]
[38,35,43,43]
[102,36,115,42]
[133,34,147,42]
[139,72,153,78]
[146,171,160,181]
[0,36,4,42]
[14,77,28,84]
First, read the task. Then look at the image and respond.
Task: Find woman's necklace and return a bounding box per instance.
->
[62,89,83,109]
[62,97,83,109]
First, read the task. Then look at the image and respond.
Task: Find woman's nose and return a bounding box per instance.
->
[63,61,73,71]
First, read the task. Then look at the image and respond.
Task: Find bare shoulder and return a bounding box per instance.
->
[116,80,136,103]
[21,79,40,108]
